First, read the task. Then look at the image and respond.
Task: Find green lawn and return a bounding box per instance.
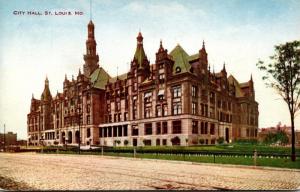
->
[39,144,300,169]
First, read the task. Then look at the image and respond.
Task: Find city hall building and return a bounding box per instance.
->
[27,20,258,147]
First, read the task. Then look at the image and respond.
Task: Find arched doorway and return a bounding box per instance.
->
[225,128,229,143]
[68,131,72,144]
[61,132,66,144]
[171,136,180,146]
[75,131,80,144]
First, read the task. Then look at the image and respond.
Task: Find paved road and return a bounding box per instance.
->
[0,153,299,190]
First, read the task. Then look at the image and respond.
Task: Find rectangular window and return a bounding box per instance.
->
[144,107,152,118]
[173,86,181,98]
[124,112,128,121]
[113,126,117,137]
[124,125,128,136]
[86,128,91,137]
[162,139,167,146]
[87,104,90,113]
[156,122,161,135]
[156,105,162,117]
[210,123,215,135]
[144,91,152,103]
[144,140,151,146]
[133,109,137,120]
[132,126,139,136]
[192,121,198,134]
[87,115,90,124]
[159,73,165,80]
[192,102,197,115]
[192,85,197,97]
[118,113,121,122]
[173,103,182,115]
[162,122,168,134]
[144,123,152,135]
[210,92,215,104]
[172,120,182,134]
[116,101,121,111]
[163,104,168,116]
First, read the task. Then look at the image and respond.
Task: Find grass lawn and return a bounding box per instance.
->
[100,152,300,169]
[39,143,300,169]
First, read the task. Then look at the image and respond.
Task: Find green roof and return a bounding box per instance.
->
[169,44,191,74]
[134,45,147,68]
[188,53,199,61]
[90,67,111,89]
[109,73,128,83]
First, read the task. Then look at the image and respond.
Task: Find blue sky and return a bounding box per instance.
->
[0,0,300,139]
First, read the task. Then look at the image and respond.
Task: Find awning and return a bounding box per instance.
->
[144,92,152,98]
[158,89,164,96]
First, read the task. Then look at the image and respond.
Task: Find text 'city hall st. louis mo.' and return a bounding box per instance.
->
[27,20,258,147]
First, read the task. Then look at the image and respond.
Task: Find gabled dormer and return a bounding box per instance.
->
[155,40,173,83]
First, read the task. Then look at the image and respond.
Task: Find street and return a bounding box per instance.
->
[0,153,299,190]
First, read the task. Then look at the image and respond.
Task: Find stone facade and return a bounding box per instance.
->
[27,20,259,147]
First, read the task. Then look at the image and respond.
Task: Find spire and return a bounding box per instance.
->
[250,73,253,82]
[158,39,164,52]
[222,62,226,71]
[32,93,34,99]
[133,31,148,68]
[41,76,52,101]
[65,74,68,81]
[45,75,49,86]
[202,40,206,51]
[78,68,82,76]
[137,31,143,45]
[199,40,208,67]
[83,20,99,76]
[116,64,119,80]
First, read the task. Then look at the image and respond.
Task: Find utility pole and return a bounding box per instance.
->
[3,124,6,152]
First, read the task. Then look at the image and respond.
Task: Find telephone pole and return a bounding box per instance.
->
[3,124,6,152]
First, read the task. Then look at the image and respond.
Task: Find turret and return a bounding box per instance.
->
[130,31,150,82]
[83,20,99,77]
[199,40,208,70]
[41,76,52,102]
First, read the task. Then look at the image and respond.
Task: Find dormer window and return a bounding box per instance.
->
[176,67,181,73]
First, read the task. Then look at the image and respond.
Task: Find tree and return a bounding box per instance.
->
[257,40,300,161]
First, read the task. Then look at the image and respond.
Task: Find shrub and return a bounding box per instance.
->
[124,140,129,146]
[199,139,205,145]
[234,139,258,145]
[217,137,225,144]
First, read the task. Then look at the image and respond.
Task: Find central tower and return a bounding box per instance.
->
[83,20,99,77]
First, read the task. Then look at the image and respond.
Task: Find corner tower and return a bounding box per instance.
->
[83,20,99,77]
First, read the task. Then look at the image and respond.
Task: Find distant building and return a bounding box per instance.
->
[0,132,17,146]
[27,20,259,147]
[258,122,300,145]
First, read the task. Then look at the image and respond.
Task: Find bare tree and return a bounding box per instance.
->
[257,40,300,161]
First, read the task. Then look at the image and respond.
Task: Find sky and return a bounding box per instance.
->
[0,0,299,139]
